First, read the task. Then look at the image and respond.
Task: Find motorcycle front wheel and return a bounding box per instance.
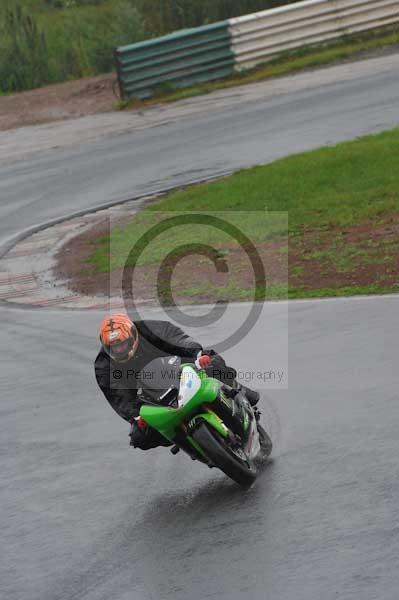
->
[192,422,257,489]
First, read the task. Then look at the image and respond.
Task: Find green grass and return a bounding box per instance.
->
[288,284,399,299]
[87,127,399,300]
[92,210,287,270]
[174,282,288,302]
[120,27,399,108]
[145,127,399,225]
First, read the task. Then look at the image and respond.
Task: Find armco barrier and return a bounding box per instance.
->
[115,22,234,100]
[229,0,399,70]
[115,0,399,100]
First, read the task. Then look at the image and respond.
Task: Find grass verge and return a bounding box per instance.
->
[62,127,399,303]
[119,27,399,108]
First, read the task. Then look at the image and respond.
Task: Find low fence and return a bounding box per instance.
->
[115,0,399,99]
[115,22,234,100]
[230,0,399,70]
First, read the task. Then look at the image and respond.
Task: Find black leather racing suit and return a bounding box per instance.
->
[94,320,237,449]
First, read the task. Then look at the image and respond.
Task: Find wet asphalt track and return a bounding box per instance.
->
[1,61,399,599]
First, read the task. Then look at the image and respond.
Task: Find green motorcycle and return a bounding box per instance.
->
[138,356,272,488]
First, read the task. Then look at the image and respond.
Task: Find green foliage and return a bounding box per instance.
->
[0,0,303,93]
[0,0,146,92]
[0,4,52,92]
[41,1,145,80]
[137,0,299,35]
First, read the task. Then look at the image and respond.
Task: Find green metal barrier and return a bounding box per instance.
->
[115,0,399,101]
[115,21,234,100]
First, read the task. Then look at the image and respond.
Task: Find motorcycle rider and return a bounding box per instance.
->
[95,313,260,450]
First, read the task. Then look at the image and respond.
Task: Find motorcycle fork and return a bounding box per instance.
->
[210,392,250,443]
[171,424,207,461]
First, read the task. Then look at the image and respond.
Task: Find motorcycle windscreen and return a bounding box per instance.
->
[178,365,201,408]
[137,356,181,402]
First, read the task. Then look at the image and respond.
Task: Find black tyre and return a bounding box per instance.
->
[192,422,257,488]
[257,423,273,459]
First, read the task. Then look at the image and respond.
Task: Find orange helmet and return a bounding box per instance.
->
[99,313,138,363]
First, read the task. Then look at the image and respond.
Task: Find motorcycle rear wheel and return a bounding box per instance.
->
[192,422,257,489]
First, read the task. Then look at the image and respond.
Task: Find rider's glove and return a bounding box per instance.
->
[195,354,212,369]
[129,416,148,448]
